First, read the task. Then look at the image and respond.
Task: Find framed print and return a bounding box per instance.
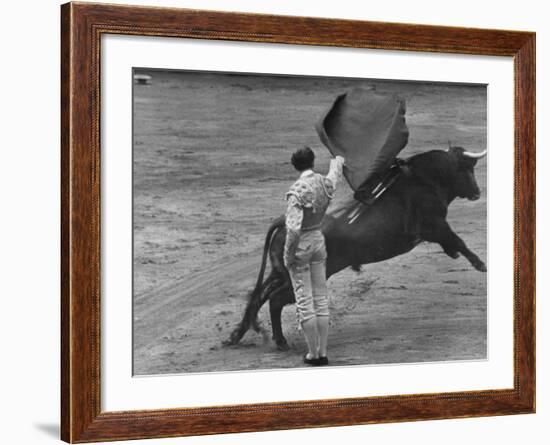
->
[61,2,535,443]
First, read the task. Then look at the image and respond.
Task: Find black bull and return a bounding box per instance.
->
[226,147,487,349]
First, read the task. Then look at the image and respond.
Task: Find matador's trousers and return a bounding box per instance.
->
[287,229,329,326]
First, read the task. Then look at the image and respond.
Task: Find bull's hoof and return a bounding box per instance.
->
[275,338,290,351]
[474,261,487,272]
[223,328,244,346]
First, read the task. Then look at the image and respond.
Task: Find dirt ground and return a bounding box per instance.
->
[132,69,487,375]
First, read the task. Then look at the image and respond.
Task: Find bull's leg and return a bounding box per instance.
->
[251,277,284,338]
[225,304,254,346]
[424,220,486,272]
[269,285,295,350]
[225,274,278,346]
[269,300,286,350]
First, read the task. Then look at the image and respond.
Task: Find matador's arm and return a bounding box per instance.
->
[283,194,303,268]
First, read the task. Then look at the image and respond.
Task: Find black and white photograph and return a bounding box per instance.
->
[132,68,488,376]
[3,0,546,443]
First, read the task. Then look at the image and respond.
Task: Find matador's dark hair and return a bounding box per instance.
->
[291,146,315,172]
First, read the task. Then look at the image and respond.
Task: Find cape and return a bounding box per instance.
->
[316,88,409,191]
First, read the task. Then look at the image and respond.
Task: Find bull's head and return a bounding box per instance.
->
[447,146,487,201]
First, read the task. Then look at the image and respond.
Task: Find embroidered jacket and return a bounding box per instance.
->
[284,156,345,266]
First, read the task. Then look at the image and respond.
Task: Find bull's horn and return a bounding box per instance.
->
[462,149,487,159]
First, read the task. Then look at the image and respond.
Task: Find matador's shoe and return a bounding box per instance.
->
[303,353,321,366]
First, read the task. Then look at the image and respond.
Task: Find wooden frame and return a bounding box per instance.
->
[61,2,536,442]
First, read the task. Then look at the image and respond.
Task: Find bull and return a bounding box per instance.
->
[226,146,487,350]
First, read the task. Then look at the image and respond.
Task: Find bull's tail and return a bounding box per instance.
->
[249,216,284,301]
[224,217,284,346]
